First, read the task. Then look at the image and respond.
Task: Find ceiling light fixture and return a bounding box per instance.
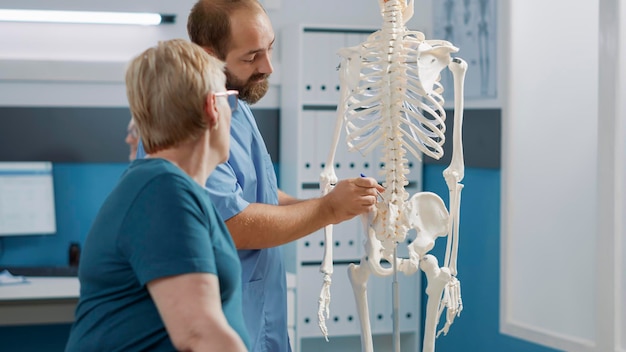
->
[0,9,175,26]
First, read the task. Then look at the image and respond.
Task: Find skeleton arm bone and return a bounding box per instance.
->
[442,58,467,275]
[317,46,369,339]
[316,89,345,341]
[319,48,360,242]
[443,183,462,275]
[443,58,467,184]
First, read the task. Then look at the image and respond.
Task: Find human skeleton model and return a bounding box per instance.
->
[316,0,468,351]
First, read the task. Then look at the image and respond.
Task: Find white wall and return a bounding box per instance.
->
[502,0,625,351]
[621,1,626,343]
[0,0,194,61]
[618,3,626,350]
[597,1,625,351]
[267,0,432,33]
[0,0,196,107]
[501,0,598,349]
[0,0,432,108]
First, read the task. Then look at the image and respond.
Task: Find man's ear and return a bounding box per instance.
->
[202,46,216,57]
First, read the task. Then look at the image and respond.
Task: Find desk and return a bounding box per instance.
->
[0,277,79,326]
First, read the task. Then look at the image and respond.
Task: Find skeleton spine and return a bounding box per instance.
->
[376,0,410,243]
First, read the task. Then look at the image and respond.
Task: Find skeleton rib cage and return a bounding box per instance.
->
[317,1,468,352]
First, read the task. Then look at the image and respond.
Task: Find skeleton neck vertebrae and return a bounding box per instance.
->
[318,0,468,351]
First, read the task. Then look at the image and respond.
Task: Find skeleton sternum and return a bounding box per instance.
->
[372,0,410,244]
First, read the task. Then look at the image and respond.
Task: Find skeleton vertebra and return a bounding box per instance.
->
[318,1,467,351]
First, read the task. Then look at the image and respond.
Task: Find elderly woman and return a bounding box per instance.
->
[65,39,247,352]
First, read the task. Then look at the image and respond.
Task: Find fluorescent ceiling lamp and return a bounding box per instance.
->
[0,9,175,26]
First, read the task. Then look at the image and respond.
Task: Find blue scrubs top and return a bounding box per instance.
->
[136,101,291,352]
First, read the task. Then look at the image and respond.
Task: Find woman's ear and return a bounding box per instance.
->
[204,93,219,131]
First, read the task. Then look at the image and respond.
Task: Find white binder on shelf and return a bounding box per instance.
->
[301,31,327,104]
[300,110,319,184]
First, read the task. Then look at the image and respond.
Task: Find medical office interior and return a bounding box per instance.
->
[0,0,624,351]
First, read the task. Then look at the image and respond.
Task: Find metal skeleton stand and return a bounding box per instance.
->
[317,1,468,351]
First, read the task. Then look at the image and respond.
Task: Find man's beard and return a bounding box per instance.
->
[226,71,269,105]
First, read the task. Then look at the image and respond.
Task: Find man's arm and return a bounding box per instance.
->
[277,189,301,205]
[228,176,382,249]
[148,273,247,352]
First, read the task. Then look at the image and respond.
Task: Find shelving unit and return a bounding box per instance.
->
[280,24,423,352]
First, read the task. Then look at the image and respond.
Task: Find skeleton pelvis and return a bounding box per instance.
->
[406,192,449,256]
[370,191,449,255]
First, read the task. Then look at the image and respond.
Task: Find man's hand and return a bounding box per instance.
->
[323,176,385,224]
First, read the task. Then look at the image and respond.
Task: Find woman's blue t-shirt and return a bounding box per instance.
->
[65,159,248,351]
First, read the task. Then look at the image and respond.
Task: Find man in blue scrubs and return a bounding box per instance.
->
[139,1,383,351]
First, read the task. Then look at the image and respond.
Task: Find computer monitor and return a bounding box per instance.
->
[0,162,56,236]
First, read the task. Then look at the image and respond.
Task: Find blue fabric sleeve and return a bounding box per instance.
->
[205,162,250,222]
[118,173,216,286]
[136,140,147,160]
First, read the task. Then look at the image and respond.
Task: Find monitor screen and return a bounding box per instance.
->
[0,162,56,236]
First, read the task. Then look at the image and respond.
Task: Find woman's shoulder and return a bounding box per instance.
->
[121,159,196,195]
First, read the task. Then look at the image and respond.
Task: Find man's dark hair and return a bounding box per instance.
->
[187,0,265,60]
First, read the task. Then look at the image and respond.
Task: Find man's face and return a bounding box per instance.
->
[223,8,275,105]
[225,68,269,105]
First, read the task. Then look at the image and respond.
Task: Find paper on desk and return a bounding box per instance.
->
[0,269,29,285]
